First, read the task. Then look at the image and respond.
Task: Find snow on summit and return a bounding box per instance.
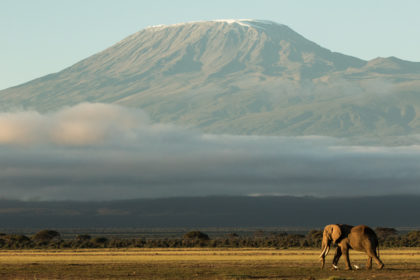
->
[146,19,281,30]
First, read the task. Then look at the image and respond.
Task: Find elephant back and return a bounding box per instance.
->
[338,224,353,236]
[353,225,379,246]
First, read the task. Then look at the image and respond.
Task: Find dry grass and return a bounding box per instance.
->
[0,248,419,279]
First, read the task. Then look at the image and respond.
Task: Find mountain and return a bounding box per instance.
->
[2,19,420,137]
[0,196,419,228]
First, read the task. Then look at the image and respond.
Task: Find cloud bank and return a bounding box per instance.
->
[0,103,420,200]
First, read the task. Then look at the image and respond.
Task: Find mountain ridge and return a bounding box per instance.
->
[2,19,420,138]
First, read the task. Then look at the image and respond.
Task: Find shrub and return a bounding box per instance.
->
[306,229,323,247]
[253,230,265,238]
[376,227,398,239]
[32,230,61,242]
[1,234,31,249]
[3,234,30,243]
[91,237,108,244]
[227,233,239,239]
[183,231,210,240]
[76,234,91,242]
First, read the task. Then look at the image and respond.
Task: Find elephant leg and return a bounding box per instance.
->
[376,260,384,270]
[342,248,352,270]
[332,247,342,267]
[373,255,384,269]
[366,256,372,270]
[366,247,384,270]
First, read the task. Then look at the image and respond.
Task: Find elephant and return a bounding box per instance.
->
[319,224,384,270]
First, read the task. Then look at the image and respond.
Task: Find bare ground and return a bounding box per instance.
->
[0,248,419,279]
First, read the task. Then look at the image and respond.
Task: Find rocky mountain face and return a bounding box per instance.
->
[2,19,420,137]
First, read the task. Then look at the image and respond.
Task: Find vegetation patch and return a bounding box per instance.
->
[0,228,419,249]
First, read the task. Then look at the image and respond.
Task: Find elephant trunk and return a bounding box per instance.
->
[320,237,331,269]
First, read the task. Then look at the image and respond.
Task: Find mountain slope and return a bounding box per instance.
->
[2,19,420,137]
[1,196,419,228]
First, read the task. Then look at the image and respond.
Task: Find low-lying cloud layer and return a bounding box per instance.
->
[1,103,420,201]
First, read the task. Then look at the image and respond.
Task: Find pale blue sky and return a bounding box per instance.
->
[1,0,419,90]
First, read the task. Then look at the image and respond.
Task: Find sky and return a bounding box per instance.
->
[1,1,420,201]
[1,0,420,90]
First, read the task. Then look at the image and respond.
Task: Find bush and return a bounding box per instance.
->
[183,231,210,240]
[76,234,91,242]
[227,233,239,239]
[306,229,323,247]
[253,230,266,238]
[91,237,108,244]
[0,234,31,249]
[32,230,61,242]
[3,234,30,243]
[402,231,420,247]
[376,227,398,239]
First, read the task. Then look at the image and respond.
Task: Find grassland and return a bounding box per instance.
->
[0,248,420,279]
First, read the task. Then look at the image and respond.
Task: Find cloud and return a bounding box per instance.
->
[0,103,420,200]
[0,103,149,146]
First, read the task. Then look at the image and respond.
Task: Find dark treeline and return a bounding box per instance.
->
[1,228,420,249]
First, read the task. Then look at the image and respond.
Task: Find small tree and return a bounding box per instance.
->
[253,230,265,238]
[91,236,108,247]
[306,229,323,247]
[183,231,210,240]
[227,233,239,239]
[375,227,398,239]
[2,234,31,249]
[32,230,61,243]
[76,234,91,242]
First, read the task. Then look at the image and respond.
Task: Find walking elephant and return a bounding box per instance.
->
[319,224,384,270]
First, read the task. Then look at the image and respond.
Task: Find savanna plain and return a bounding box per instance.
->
[1,248,420,280]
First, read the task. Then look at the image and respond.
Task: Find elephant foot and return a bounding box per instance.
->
[330,264,339,270]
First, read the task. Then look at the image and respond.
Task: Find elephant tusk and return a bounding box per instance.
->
[324,246,330,257]
[319,245,330,259]
[319,248,327,258]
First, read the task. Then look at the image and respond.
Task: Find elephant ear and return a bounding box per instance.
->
[330,224,342,243]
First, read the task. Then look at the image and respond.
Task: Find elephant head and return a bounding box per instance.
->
[320,224,352,269]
